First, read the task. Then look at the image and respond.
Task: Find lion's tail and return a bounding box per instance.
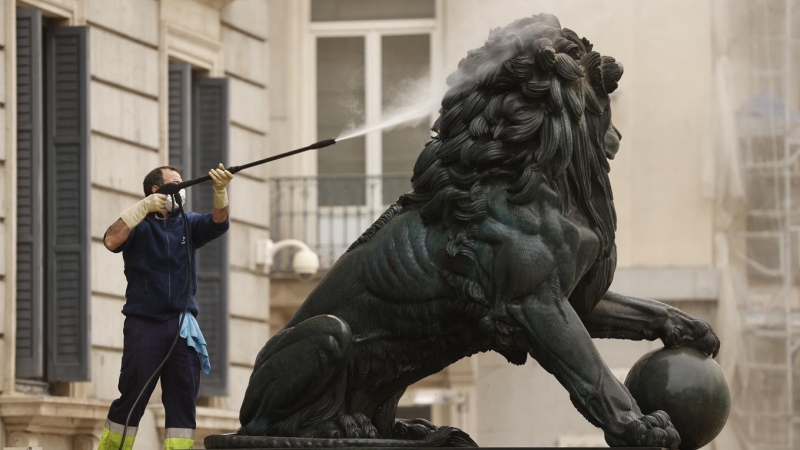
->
[346,199,405,253]
[205,426,477,448]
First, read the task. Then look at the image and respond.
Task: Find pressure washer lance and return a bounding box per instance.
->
[117,137,337,450]
[157,138,337,195]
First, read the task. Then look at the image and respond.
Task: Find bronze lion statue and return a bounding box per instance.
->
[210,13,719,450]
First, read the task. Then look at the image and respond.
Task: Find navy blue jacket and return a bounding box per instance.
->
[112,211,229,321]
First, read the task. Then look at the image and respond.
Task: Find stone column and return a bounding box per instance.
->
[7,431,40,448]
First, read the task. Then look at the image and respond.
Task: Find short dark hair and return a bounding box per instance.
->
[143,166,182,197]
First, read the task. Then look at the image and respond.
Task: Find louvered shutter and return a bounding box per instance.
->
[15,8,44,380]
[44,26,91,382]
[193,78,229,396]
[169,62,192,187]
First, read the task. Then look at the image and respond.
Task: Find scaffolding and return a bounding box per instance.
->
[728,1,800,449]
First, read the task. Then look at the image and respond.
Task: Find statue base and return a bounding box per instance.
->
[204,433,665,450]
[204,427,479,448]
[204,447,665,450]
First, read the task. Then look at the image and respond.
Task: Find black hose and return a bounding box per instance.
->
[118,193,193,450]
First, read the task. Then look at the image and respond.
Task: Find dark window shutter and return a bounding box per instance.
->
[44,26,91,382]
[15,8,44,380]
[169,62,192,183]
[193,78,229,396]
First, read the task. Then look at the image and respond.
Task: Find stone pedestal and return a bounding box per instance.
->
[0,394,109,449]
[204,434,665,450]
[202,447,665,450]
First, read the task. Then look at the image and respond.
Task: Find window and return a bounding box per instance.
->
[15,8,91,383]
[312,1,436,208]
[273,0,440,264]
[316,36,366,206]
[380,34,432,204]
[168,62,230,397]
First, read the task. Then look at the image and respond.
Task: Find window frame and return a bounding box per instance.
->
[14,7,92,384]
[302,0,443,212]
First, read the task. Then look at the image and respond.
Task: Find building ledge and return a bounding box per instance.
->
[193,0,236,10]
[0,394,110,435]
[609,267,718,302]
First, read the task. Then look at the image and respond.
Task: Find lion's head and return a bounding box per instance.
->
[402,13,623,263]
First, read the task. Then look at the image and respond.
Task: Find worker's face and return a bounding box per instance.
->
[150,169,183,194]
[152,169,183,216]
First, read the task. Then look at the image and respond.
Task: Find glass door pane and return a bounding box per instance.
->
[317,36,365,206]
[381,34,431,204]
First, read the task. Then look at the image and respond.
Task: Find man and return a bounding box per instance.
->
[98,164,234,450]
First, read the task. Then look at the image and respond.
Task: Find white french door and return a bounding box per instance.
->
[307,8,442,255]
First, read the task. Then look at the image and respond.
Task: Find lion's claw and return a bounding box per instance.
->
[393,417,437,440]
[663,318,720,357]
[606,410,681,449]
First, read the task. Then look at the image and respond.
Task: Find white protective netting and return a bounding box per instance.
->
[710,1,800,449]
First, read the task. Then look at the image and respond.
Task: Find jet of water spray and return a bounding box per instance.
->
[336,100,437,142]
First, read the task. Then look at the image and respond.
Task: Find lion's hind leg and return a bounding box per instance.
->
[504,279,681,449]
[238,315,377,439]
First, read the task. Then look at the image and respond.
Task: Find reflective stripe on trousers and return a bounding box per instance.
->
[97,419,136,450]
[164,427,195,450]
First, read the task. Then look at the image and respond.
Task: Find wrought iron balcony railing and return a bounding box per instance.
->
[268,174,412,274]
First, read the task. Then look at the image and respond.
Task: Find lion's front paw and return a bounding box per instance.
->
[605,410,680,449]
[393,418,437,440]
[663,318,720,357]
[304,413,378,439]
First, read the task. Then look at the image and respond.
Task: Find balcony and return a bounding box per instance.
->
[268,174,412,274]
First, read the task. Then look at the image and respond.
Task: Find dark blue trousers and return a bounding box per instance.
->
[107,315,200,430]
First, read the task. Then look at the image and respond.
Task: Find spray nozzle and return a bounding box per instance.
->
[309,138,337,150]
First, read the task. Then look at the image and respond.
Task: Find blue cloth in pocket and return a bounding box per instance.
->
[179,312,210,374]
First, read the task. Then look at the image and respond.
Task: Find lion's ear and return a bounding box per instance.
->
[581,37,594,53]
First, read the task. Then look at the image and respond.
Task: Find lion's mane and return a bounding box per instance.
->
[403,13,621,260]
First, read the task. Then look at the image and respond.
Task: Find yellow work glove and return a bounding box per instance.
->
[209,163,234,209]
[119,194,166,229]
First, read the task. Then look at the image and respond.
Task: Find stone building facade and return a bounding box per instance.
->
[0,0,272,448]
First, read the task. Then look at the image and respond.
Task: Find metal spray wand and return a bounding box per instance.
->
[156,138,337,195]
